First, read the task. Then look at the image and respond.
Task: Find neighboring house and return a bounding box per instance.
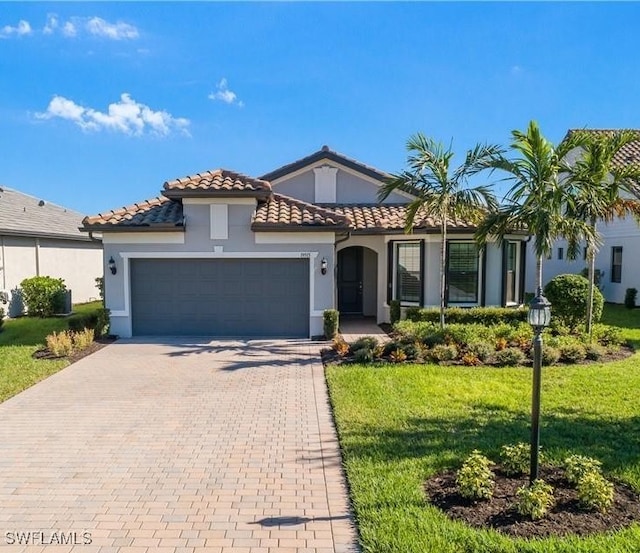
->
[82,146,528,338]
[0,186,103,316]
[525,129,640,304]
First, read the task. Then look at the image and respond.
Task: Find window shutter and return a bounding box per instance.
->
[387,241,394,303]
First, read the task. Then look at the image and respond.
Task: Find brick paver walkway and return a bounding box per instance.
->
[0,339,359,553]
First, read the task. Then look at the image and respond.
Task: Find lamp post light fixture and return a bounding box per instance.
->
[527,287,552,483]
[108,256,117,275]
[320,257,328,275]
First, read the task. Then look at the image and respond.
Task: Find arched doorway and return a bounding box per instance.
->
[337,246,378,316]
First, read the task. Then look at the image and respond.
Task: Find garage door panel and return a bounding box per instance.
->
[130,258,309,337]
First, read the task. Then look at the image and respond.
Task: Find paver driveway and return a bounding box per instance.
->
[0,339,359,553]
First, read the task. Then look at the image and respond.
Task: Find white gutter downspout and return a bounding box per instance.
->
[1,235,5,290]
[35,238,41,276]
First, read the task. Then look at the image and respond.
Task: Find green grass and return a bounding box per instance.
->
[0,301,103,402]
[326,304,640,553]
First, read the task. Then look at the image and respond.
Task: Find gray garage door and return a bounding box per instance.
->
[130,258,309,337]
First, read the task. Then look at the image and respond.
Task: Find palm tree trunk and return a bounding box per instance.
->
[586,221,597,340]
[536,255,543,295]
[440,220,447,329]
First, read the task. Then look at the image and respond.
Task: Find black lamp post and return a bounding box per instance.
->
[527,287,552,483]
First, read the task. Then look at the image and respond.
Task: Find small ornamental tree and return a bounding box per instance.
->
[544,274,603,330]
[20,276,67,317]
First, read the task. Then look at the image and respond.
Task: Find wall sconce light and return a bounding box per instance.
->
[108,256,117,275]
[321,257,328,275]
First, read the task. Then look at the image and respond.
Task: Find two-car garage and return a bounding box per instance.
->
[129,258,310,337]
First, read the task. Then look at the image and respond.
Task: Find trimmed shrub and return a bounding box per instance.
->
[350,336,379,352]
[456,450,495,500]
[46,330,73,357]
[20,276,67,317]
[323,309,339,340]
[500,443,533,477]
[577,472,614,513]
[405,306,527,325]
[494,347,527,367]
[585,343,606,361]
[559,342,587,364]
[516,480,555,520]
[0,307,4,330]
[625,288,637,309]
[540,346,561,366]
[68,308,110,338]
[393,320,441,343]
[429,344,458,363]
[544,274,604,330]
[353,348,374,363]
[390,300,401,324]
[466,341,493,362]
[591,324,624,347]
[564,455,603,485]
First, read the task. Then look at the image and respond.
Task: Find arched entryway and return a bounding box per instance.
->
[337,246,378,316]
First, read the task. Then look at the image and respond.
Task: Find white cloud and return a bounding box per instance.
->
[0,19,32,39]
[86,17,138,40]
[43,14,58,35]
[62,21,77,38]
[510,65,523,76]
[208,78,244,107]
[35,93,190,137]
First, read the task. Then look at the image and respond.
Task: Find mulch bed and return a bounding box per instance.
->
[32,336,117,363]
[425,465,640,538]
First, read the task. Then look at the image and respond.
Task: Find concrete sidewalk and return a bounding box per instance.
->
[0,338,359,553]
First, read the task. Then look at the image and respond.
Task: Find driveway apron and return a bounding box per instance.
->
[0,338,359,553]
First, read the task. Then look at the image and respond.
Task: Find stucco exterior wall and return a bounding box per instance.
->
[272,167,407,204]
[104,201,335,338]
[531,217,640,304]
[0,235,102,316]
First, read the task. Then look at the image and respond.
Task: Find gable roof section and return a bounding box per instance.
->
[260,145,390,183]
[0,186,92,241]
[163,168,272,199]
[252,194,351,231]
[563,129,640,167]
[81,196,184,232]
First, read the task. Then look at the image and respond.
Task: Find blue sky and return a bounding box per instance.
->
[2,2,640,216]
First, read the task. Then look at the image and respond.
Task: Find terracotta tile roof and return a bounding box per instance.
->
[323,204,479,233]
[252,194,351,231]
[82,196,184,231]
[163,168,272,198]
[260,145,390,182]
[564,129,640,167]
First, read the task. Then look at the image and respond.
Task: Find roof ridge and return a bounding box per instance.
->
[271,192,349,220]
[164,167,271,188]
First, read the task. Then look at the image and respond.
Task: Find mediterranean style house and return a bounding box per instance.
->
[525,129,640,304]
[82,146,528,338]
[0,186,102,316]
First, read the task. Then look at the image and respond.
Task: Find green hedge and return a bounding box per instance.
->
[20,276,67,317]
[68,308,110,338]
[405,306,528,325]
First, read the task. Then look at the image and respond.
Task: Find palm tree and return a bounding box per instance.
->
[561,129,640,336]
[475,121,594,296]
[378,133,500,329]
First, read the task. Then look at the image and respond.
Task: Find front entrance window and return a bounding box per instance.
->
[395,242,422,303]
[447,242,480,304]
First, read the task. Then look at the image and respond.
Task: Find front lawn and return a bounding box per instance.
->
[0,301,103,402]
[326,305,640,552]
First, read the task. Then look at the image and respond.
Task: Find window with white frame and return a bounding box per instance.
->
[447,241,481,304]
[394,242,422,304]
